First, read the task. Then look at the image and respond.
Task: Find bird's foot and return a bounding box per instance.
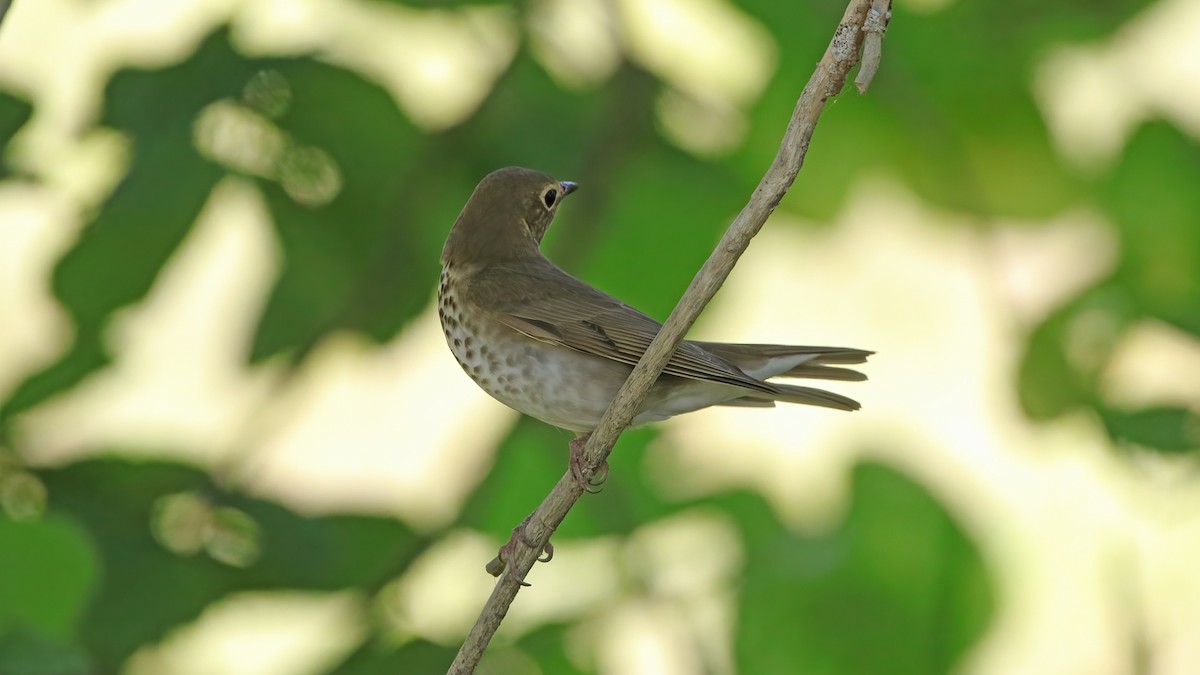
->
[487,514,553,583]
[569,434,609,493]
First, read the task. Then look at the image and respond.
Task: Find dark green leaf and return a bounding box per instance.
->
[0,516,97,638]
[458,416,680,540]
[0,91,33,179]
[1101,406,1200,454]
[249,59,432,359]
[510,622,589,675]
[733,463,993,674]
[0,628,92,675]
[578,149,747,318]
[1102,123,1200,336]
[1017,285,1136,419]
[322,638,458,675]
[40,458,427,671]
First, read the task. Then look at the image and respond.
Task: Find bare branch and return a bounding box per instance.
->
[449,1,886,672]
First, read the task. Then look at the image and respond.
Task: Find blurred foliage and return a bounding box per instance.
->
[732,464,991,673]
[0,0,1196,672]
[0,458,428,672]
[0,92,32,181]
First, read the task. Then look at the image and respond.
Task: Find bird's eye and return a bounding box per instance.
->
[543,189,557,208]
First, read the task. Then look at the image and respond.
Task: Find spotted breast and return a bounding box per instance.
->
[437,262,636,432]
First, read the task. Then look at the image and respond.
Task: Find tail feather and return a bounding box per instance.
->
[689,341,870,411]
[762,381,862,411]
[781,364,868,381]
[697,342,871,364]
[696,342,871,380]
[717,398,777,409]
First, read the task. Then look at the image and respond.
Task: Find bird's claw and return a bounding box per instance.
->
[569,435,609,493]
[488,515,554,583]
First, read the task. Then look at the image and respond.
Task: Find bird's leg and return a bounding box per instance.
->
[488,513,554,583]
[569,433,609,493]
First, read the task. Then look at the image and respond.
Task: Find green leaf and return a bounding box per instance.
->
[1102,123,1200,336]
[458,416,680,541]
[40,458,427,671]
[733,463,993,674]
[578,149,748,319]
[745,0,1093,221]
[0,516,97,638]
[509,622,588,675]
[1101,406,1200,454]
[1017,284,1135,419]
[321,638,458,675]
[0,628,92,675]
[249,58,433,359]
[0,91,33,179]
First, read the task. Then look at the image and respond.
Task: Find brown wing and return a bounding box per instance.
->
[463,259,778,394]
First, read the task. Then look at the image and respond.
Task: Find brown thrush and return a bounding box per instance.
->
[439,167,870,487]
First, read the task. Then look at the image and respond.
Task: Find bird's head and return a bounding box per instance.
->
[441,166,578,266]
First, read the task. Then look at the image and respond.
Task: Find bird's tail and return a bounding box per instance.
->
[719,381,862,411]
[696,343,872,382]
[696,342,871,412]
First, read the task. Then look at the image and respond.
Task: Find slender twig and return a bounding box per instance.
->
[449,1,888,672]
[855,0,892,94]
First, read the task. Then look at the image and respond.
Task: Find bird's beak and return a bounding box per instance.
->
[560,181,578,196]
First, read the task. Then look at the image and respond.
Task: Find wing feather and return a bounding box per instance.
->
[464,260,778,394]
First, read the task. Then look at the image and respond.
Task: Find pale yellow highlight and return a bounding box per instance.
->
[617,0,773,157]
[621,510,740,675]
[1035,0,1200,168]
[594,600,704,675]
[16,179,282,466]
[657,89,748,157]
[240,311,515,526]
[387,530,623,646]
[123,591,366,675]
[618,0,774,107]
[1105,320,1200,409]
[528,0,620,90]
[987,209,1119,325]
[235,0,520,130]
[0,184,75,402]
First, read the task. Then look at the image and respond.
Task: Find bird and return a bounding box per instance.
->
[439,166,870,486]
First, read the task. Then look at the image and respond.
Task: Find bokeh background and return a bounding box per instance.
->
[1,0,1199,673]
